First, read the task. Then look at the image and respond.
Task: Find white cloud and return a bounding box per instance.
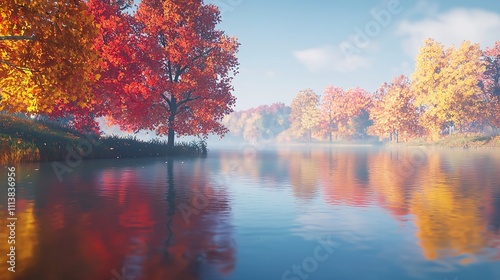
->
[397,8,500,56]
[264,70,276,78]
[293,45,371,73]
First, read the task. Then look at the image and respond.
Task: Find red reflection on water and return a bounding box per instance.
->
[8,160,235,280]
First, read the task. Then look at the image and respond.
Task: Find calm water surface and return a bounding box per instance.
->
[1,146,500,280]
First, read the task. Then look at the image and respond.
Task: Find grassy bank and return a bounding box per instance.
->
[387,134,500,148]
[0,114,207,164]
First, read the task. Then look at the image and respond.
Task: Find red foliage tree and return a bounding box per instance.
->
[92,0,239,147]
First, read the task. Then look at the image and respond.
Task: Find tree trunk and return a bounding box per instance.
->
[167,127,175,148]
[328,123,332,143]
[395,130,399,143]
[328,116,333,143]
[167,113,175,148]
[167,96,177,149]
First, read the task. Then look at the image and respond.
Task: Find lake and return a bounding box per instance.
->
[1,145,500,280]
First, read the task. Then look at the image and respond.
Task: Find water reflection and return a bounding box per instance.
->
[0,158,235,280]
[320,149,374,207]
[0,147,499,279]
[283,149,319,200]
[217,147,500,267]
[0,200,38,276]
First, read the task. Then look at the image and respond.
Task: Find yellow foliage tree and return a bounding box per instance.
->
[0,0,100,115]
[411,39,486,140]
[289,89,320,142]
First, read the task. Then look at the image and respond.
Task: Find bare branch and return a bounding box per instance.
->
[0,35,36,41]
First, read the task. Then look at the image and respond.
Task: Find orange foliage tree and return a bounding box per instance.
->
[319,85,369,140]
[368,75,422,142]
[0,0,100,118]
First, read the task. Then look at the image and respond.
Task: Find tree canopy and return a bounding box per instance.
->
[0,0,100,117]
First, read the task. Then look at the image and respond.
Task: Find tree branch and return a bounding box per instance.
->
[0,35,36,41]
[178,105,191,111]
[177,91,199,107]
[177,96,199,107]
[167,60,174,82]
[161,93,172,108]
[0,60,33,73]
[176,48,214,78]
[174,65,181,82]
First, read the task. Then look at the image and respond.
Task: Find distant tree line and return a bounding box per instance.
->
[224,39,500,143]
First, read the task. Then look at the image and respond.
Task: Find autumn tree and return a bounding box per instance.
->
[481,41,500,127]
[222,103,291,142]
[95,0,240,148]
[253,103,291,139]
[368,75,422,142]
[221,111,243,136]
[289,89,320,142]
[241,112,261,142]
[320,85,343,142]
[319,85,369,140]
[0,0,100,118]
[412,39,486,140]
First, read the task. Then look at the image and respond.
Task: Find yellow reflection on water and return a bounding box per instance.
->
[410,152,489,260]
[219,147,500,264]
[0,202,38,278]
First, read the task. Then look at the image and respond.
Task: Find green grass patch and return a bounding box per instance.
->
[0,114,207,164]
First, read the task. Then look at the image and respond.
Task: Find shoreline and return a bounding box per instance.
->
[2,114,500,165]
[386,135,500,149]
[0,114,206,164]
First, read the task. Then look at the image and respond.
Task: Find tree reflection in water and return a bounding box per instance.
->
[0,158,235,280]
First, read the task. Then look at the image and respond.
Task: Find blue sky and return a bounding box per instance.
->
[206,0,500,110]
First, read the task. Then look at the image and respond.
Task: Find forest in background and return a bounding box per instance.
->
[223,39,500,144]
[2,0,500,148]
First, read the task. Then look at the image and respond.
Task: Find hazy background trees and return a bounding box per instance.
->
[223,39,500,144]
